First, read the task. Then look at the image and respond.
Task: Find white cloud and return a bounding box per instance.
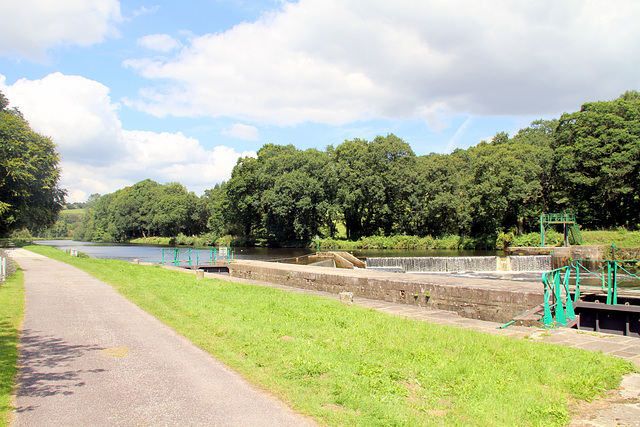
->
[0,0,122,61]
[222,123,259,140]
[123,0,640,128]
[137,34,182,52]
[132,5,160,17]
[1,73,255,202]
[2,73,127,166]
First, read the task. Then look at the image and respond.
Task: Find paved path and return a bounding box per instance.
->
[9,248,316,427]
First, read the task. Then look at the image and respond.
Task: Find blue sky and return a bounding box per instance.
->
[1,0,639,202]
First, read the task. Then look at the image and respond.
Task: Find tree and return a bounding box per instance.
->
[331,134,416,239]
[553,91,640,229]
[224,144,331,243]
[0,91,65,235]
[416,152,472,237]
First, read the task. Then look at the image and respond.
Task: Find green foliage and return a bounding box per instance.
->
[316,234,490,250]
[331,134,417,239]
[225,144,333,243]
[78,180,207,242]
[0,91,65,236]
[581,229,640,248]
[29,245,635,427]
[553,91,640,229]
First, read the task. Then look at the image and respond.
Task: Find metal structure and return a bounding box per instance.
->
[542,266,575,327]
[540,213,583,247]
[160,247,232,268]
[542,249,640,335]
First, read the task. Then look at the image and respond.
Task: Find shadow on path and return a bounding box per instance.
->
[16,329,106,412]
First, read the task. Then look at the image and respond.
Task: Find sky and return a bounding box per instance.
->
[1,0,639,202]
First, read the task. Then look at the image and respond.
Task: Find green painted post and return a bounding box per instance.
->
[542,273,555,327]
[612,261,618,305]
[606,261,613,305]
[574,265,581,303]
[562,268,576,322]
[554,270,567,325]
[174,248,179,267]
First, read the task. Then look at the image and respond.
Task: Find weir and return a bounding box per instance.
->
[366,255,551,273]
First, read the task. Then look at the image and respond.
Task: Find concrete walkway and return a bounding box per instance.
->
[9,248,316,427]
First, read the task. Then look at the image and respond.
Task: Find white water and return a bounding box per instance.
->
[366,255,551,273]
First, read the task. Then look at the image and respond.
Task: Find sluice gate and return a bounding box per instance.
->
[366,255,552,273]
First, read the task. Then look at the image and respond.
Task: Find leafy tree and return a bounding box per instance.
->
[331,134,416,239]
[554,91,640,229]
[0,91,65,235]
[201,182,228,238]
[224,144,331,243]
[224,155,262,238]
[416,152,472,236]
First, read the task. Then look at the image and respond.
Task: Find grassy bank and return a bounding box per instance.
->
[317,229,640,251]
[26,245,635,426]
[0,267,24,427]
[125,229,640,252]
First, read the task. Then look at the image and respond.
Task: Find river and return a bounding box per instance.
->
[35,240,548,282]
[35,240,498,264]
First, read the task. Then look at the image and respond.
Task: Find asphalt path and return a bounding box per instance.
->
[9,248,317,426]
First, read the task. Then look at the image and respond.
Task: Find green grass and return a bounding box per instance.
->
[129,236,172,245]
[26,245,636,426]
[582,229,640,248]
[0,268,24,427]
[59,208,86,216]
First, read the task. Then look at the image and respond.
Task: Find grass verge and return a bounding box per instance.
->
[26,244,636,426]
[0,268,24,427]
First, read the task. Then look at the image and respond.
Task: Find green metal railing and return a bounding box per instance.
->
[542,252,640,327]
[540,213,583,246]
[542,266,576,327]
[541,213,577,224]
[160,247,232,267]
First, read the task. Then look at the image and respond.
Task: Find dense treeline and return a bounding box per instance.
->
[66,91,640,247]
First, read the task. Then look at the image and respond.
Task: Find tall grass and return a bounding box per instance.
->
[26,245,635,426]
[0,268,24,427]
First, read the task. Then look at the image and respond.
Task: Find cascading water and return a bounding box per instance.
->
[366,255,551,273]
[508,255,552,272]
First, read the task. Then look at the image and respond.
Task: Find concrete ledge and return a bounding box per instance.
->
[229,261,544,324]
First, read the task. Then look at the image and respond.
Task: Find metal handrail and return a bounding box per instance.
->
[543,258,640,326]
[542,266,575,327]
[160,247,233,267]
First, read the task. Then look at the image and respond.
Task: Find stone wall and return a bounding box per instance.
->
[229,260,543,324]
[509,245,606,269]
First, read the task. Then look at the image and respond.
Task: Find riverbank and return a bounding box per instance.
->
[18,245,636,426]
[125,229,640,251]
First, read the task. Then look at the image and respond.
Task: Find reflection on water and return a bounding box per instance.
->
[36,240,501,263]
[36,240,316,264]
[39,240,640,286]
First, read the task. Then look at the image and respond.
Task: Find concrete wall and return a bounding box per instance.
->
[509,245,606,269]
[229,261,543,324]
